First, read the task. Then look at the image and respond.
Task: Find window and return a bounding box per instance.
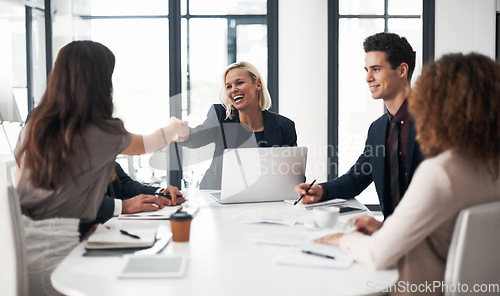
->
[180,0,268,119]
[331,0,426,206]
[65,0,274,186]
[0,0,47,154]
[178,1,268,188]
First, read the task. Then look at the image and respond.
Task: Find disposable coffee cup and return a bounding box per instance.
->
[313,207,340,228]
[170,212,193,242]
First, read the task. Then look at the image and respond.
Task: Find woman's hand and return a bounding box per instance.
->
[169,117,190,142]
[349,215,383,235]
[121,117,188,155]
[314,233,343,246]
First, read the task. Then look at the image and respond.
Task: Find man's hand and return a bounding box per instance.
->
[349,215,383,235]
[160,185,186,206]
[170,117,190,142]
[122,186,186,214]
[122,194,164,214]
[293,183,323,204]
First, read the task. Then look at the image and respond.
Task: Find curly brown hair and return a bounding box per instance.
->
[409,52,500,180]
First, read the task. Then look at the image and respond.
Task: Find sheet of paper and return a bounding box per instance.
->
[274,248,353,269]
[249,232,319,248]
[233,210,308,226]
[118,205,182,220]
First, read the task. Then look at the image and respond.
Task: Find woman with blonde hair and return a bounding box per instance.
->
[314,53,500,296]
[177,61,297,189]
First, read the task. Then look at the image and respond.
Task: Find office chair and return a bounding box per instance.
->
[0,184,29,296]
[444,200,500,296]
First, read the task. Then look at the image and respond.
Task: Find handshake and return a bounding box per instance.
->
[168,117,190,143]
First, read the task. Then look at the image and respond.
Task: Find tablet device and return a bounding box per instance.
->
[118,255,187,278]
[338,206,365,215]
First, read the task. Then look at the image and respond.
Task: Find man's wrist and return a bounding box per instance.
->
[155,188,165,196]
[318,184,328,201]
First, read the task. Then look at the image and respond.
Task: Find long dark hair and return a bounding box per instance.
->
[17,41,125,190]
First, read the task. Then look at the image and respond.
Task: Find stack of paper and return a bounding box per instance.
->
[284,198,346,209]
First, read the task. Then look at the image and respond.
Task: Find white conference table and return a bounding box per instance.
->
[51,191,397,296]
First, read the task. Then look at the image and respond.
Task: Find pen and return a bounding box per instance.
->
[120,229,141,239]
[302,250,335,260]
[155,192,184,199]
[294,179,316,205]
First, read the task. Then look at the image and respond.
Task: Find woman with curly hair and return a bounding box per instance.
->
[314,53,500,296]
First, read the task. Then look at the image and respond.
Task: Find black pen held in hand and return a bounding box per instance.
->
[155,191,183,200]
[294,179,316,205]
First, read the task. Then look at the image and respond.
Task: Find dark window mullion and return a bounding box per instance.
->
[267,0,279,113]
[168,0,183,187]
[327,0,339,180]
[423,0,435,64]
[44,0,53,78]
[227,18,237,64]
[26,6,34,112]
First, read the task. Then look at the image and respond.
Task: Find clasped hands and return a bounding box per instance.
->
[294,182,383,247]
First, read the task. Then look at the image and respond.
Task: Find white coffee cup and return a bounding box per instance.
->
[312,207,340,228]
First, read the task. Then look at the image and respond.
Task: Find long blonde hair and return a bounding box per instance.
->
[220,61,271,120]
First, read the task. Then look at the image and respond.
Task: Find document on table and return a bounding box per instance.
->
[284,198,346,209]
[233,210,308,226]
[119,206,182,220]
[274,247,353,269]
[250,232,319,248]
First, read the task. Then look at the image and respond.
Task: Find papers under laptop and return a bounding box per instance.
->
[210,147,308,204]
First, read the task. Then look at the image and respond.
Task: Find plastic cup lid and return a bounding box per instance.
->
[170,211,193,221]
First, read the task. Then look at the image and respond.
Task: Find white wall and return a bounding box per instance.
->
[435,0,496,59]
[278,0,328,182]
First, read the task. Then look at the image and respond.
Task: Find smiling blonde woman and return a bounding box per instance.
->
[176,61,297,190]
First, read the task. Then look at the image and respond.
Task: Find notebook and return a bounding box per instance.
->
[210,146,307,204]
[85,225,156,250]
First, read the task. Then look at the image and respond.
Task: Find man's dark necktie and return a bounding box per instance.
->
[389,117,401,209]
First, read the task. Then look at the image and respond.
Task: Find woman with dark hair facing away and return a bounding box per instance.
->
[14,40,187,295]
[15,40,187,220]
[314,53,500,296]
[174,61,297,190]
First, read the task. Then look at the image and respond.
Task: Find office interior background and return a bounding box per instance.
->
[0,0,498,207]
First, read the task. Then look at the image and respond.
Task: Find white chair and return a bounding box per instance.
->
[0,184,29,296]
[445,201,500,296]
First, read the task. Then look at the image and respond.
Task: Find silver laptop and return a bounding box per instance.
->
[210,147,307,204]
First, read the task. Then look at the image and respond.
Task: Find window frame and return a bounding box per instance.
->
[326,0,434,182]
